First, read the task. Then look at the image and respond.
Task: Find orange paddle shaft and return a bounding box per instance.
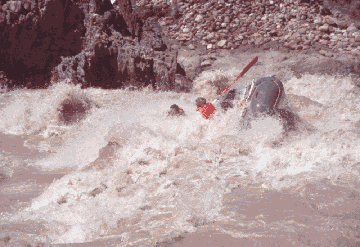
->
[220,56,258,96]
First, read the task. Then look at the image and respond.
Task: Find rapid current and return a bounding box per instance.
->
[1,50,360,246]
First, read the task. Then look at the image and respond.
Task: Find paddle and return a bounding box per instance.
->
[212,55,259,105]
[197,56,259,119]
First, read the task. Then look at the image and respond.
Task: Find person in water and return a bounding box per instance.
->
[195,97,216,119]
[167,104,186,117]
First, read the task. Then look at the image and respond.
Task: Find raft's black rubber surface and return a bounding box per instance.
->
[249,77,284,118]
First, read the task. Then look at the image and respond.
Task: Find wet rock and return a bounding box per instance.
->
[195,14,203,22]
[140,205,152,210]
[89,187,104,197]
[178,53,201,83]
[183,27,190,33]
[0,172,8,184]
[138,160,150,165]
[319,24,329,32]
[298,28,307,34]
[326,16,337,26]
[319,6,331,16]
[355,120,360,129]
[3,236,11,244]
[337,19,350,29]
[314,18,322,24]
[255,37,265,45]
[188,44,195,50]
[200,60,212,68]
[57,195,67,205]
[347,23,358,32]
[187,216,212,227]
[217,39,227,48]
[57,92,96,125]
[319,50,327,56]
[8,1,22,13]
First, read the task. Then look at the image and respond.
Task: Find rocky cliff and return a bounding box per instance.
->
[0,0,180,90]
[1,0,360,91]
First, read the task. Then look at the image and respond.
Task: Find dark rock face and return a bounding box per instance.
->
[0,0,179,91]
[0,0,86,88]
[52,0,178,90]
[324,0,360,21]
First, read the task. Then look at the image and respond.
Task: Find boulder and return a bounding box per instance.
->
[336,19,350,29]
[217,39,227,48]
[195,14,203,22]
[57,91,98,125]
[319,24,329,32]
[347,23,359,32]
[200,60,212,68]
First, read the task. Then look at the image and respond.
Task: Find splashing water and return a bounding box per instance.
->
[1,53,360,246]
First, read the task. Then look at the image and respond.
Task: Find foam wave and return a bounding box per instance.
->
[0,80,98,136]
[7,70,360,245]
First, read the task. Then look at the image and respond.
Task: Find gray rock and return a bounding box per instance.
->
[314,18,322,24]
[337,20,349,29]
[298,28,307,34]
[319,39,329,45]
[207,43,213,49]
[174,74,191,92]
[291,32,301,39]
[319,24,329,32]
[255,37,265,45]
[355,34,360,42]
[221,23,227,28]
[188,44,195,50]
[217,40,227,48]
[0,172,8,184]
[8,1,22,12]
[195,14,203,22]
[206,32,215,40]
[278,14,285,19]
[183,27,190,33]
[184,12,193,19]
[224,16,230,23]
[269,30,277,37]
[347,23,358,32]
[326,17,337,26]
[319,50,327,56]
[200,60,212,67]
[235,34,244,40]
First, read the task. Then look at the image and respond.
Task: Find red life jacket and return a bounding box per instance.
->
[197,102,216,119]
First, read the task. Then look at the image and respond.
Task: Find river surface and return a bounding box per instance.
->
[1,50,360,247]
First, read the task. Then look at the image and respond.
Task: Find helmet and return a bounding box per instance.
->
[195,97,207,108]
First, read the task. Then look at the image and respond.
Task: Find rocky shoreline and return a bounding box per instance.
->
[0,0,360,92]
[154,0,360,56]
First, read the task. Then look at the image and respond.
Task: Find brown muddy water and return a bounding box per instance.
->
[1,50,360,247]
